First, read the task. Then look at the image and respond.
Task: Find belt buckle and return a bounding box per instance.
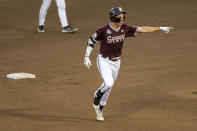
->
[111,57,119,61]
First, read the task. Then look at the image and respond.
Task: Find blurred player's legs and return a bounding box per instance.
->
[38,0,52,32]
[96,54,120,106]
[93,54,120,121]
[38,0,78,33]
[56,0,78,33]
[56,0,68,27]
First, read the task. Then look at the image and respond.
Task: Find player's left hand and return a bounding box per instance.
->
[84,56,91,69]
[160,27,174,33]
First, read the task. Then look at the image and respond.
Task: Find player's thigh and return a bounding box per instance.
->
[55,0,66,8]
[112,61,121,81]
[97,57,114,87]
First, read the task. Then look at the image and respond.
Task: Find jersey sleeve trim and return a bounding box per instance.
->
[87,36,98,48]
[91,34,99,43]
[133,26,138,36]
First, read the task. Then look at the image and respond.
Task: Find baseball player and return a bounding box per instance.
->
[84,7,173,121]
[38,0,78,33]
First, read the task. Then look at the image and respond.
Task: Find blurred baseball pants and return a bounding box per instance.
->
[96,54,120,106]
[39,0,68,27]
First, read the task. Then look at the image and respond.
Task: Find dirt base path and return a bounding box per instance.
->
[0,0,197,130]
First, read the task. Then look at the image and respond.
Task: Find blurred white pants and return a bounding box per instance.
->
[96,54,120,106]
[39,0,68,27]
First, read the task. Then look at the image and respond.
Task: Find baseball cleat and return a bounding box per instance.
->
[93,105,104,121]
[96,109,104,121]
[62,25,78,33]
[38,25,45,32]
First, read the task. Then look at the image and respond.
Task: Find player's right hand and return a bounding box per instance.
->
[160,27,174,33]
[84,56,92,69]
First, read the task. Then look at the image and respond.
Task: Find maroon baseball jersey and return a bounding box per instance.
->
[92,23,137,59]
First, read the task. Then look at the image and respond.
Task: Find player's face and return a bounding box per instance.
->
[115,13,124,26]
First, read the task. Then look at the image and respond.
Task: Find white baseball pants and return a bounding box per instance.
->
[96,54,120,106]
[39,0,68,27]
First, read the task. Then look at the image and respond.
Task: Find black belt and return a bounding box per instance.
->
[101,55,120,62]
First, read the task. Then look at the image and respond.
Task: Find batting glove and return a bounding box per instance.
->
[160,27,174,33]
[84,56,92,69]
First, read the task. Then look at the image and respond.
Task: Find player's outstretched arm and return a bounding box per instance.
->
[138,26,174,33]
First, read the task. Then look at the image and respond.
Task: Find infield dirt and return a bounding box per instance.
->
[0,0,197,131]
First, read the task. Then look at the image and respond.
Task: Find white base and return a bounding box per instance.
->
[7,73,36,79]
